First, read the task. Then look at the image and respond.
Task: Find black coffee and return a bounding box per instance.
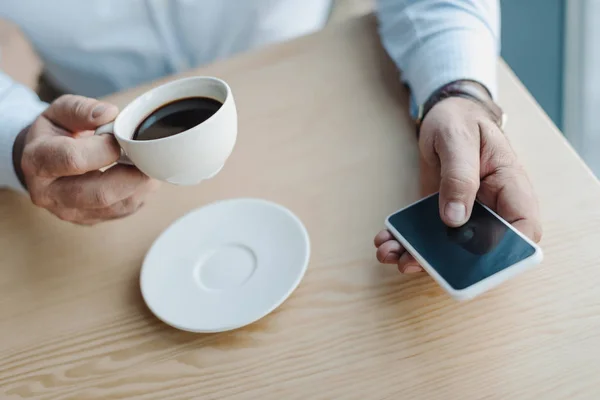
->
[133,96,222,141]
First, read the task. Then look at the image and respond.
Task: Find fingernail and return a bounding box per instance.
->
[91,104,107,119]
[445,202,466,225]
[403,265,422,274]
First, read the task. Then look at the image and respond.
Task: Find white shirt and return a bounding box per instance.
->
[0,0,499,192]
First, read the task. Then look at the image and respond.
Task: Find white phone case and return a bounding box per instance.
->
[385,193,543,301]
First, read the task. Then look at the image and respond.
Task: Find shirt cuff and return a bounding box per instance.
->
[0,100,47,193]
[403,29,498,119]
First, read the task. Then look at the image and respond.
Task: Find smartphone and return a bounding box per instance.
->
[385,193,543,301]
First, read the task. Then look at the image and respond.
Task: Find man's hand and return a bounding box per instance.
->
[13,95,159,225]
[374,97,542,273]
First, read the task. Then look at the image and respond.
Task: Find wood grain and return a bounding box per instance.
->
[2,15,600,400]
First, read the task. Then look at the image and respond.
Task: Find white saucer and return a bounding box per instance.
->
[140,198,310,332]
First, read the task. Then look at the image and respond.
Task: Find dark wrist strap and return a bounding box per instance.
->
[12,126,29,191]
[415,80,505,136]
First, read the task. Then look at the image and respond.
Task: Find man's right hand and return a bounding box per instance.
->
[13,95,159,225]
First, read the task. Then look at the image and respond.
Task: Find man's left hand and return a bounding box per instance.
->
[374,97,542,274]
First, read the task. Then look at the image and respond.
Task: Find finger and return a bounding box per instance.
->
[419,153,440,198]
[44,95,119,133]
[397,252,423,274]
[52,197,145,225]
[27,134,121,178]
[481,168,542,242]
[81,196,146,222]
[478,123,542,242]
[376,239,405,264]
[374,229,393,247]
[512,218,542,243]
[436,126,481,227]
[48,165,158,209]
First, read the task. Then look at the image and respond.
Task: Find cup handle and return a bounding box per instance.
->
[94,122,134,166]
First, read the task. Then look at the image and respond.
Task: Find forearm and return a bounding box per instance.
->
[375,0,500,113]
[0,70,48,192]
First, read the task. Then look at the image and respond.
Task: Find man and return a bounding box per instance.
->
[0,0,541,273]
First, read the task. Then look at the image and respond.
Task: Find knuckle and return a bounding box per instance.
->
[72,98,91,121]
[21,146,39,177]
[494,163,524,183]
[117,196,135,213]
[116,197,144,218]
[134,200,146,213]
[27,118,49,139]
[55,95,94,122]
[481,133,518,168]
[54,209,78,223]
[376,248,386,263]
[30,190,51,208]
[66,181,86,206]
[29,139,87,177]
[26,142,49,176]
[481,119,503,136]
[442,172,480,193]
[120,196,143,215]
[91,188,114,208]
[492,147,517,169]
[59,143,85,174]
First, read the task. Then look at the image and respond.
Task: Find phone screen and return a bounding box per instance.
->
[387,194,536,290]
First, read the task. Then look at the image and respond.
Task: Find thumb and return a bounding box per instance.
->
[437,135,480,227]
[43,95,119,133]
[419,153,440,198]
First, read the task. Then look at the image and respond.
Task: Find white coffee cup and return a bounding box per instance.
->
[95,76,237,185]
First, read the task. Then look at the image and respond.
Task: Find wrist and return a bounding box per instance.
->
[12,126,29,191]
[416,80,505,136]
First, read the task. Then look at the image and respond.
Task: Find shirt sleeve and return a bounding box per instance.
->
[0,70,48,192]
[375,0,500,116]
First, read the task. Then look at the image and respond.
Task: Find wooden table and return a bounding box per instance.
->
[2,15,600,400]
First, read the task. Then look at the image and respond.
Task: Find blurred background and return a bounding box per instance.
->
[1,0,597,176]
